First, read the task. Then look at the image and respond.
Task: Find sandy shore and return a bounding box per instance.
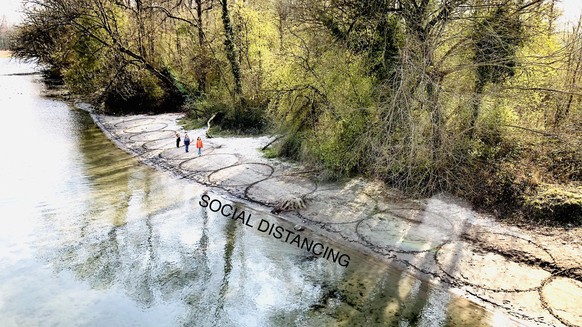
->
[89,110,581,327]
[0,51,12,58]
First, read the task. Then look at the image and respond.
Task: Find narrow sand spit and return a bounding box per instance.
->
[92,111,582,327]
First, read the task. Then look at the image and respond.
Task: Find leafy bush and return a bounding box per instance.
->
[525,185,582,224]
[306,111,367,179]
[182,97,268,135]
[103,70,171,114]
[277,133,303,159]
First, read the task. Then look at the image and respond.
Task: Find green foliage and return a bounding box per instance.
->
[462,134,582,224]
[9,13,73,73]
[546,145,582,181]
[103,69,169,114]
[306,111,368,178]
[222,103,268,134]
[62,35,107,96]
[462,141,528,213]
[317,2,403,80]
[181,97,268,135]
[261,147,278,159]
[181,98,229,130]
[525,185,582,224]
[472,7,524,86]
[278,134,302,159]
[11,0,581,225]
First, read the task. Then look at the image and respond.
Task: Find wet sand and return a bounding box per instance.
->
[91,111,582,327]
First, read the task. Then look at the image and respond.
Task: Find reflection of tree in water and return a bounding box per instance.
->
[36,113,226,317]
[159,193,212,311]
[302,253,490,326]
[214,214,238,317]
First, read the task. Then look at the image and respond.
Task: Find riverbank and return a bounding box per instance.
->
[90,110,581,327]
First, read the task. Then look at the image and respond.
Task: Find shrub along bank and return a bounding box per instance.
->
[10,0,581,224]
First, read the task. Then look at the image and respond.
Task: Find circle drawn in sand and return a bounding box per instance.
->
[245,175,316,206]
[468,232,555,264]
[143,139,176,150]
[356,209,453,252]
[436,240,551,292]
[124,122,168,133]
[208,163,274,187]
[297,186,374,224]
[113,118,156,129]
[540,273,582,327]
[129,130,176,142]
[179,154,239,172]
[159,145,216,160]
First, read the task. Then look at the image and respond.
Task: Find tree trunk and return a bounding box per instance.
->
[196,0,207,94]
[136,0,147,58]
[555,17,582,127]
[469,79,485,140]
[220,0,242,98]
[424,73,444,165]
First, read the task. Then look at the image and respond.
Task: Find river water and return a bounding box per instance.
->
[0,58,499,326]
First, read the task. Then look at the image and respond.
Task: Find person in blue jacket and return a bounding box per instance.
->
[183,133,191,152]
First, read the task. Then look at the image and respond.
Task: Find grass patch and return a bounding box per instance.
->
[178,116,206,130]
[261,147,278,159]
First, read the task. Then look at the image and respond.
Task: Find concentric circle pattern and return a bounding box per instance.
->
[129,130,176,142]
[124,122,168,133]
[179,154,239,172]
[436,240,551,292]
[357,209,453,252]
[246,175,316,205]
[113,118,156,129]
[540,273,582,327]
[209,163,274,187]
[95,114,581,327]
[144,139,176,150]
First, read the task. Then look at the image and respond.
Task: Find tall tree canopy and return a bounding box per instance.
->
[11,0,582,222]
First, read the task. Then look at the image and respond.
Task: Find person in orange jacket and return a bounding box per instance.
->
[196,137,203,155]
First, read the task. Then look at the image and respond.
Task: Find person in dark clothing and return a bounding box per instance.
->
[175,132,181,148]
[184,133,191,152]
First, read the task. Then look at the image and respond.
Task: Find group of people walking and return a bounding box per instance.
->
[175,132,203,155]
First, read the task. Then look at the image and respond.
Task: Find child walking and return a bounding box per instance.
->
[196,137,203,155]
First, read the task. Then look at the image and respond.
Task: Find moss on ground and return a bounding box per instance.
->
[525,185,582,224]
[261,147,278,159]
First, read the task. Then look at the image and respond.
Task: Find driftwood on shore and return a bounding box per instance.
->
[261,135,283,151]
[206,113,217,138]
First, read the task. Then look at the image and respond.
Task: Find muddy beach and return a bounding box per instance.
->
[91,111,582,327]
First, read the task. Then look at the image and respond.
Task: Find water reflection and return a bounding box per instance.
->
[0,58,496,326]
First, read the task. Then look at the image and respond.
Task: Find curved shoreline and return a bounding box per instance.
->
[90,110,582,327]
